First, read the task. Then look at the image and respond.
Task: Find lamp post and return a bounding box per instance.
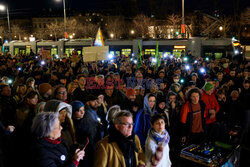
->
[0,4,11,41]
[181,0,185,38]
[56,0,67,39]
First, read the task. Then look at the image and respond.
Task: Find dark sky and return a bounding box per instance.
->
[3,0,250,17]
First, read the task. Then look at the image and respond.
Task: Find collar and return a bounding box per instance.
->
[43,137,61,144]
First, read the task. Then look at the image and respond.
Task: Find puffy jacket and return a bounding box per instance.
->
[201,90,220,124]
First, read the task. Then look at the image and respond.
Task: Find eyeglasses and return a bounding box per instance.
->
[58,91,67,95]
[120,122,134,127]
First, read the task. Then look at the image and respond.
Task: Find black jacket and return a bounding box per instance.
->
[29,138,76,167]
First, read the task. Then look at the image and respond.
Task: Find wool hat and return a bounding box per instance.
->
[126,88,136,97]
[71,101,85,114]
[38,83,52,95]
[203,82,214,91]
[85,94,98,102]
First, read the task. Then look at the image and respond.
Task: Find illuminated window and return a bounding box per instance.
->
[145,49,156,56]
[121,49,131,57]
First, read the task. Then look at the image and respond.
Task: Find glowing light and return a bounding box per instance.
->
[152,58,157,63]
[180,79,185,84]
[234,50,239,55]
[55,55,59,59]
[17,67,22,71]
[110,33,114,38]
[169,55,174,59]
[130,30,135,34]
[185,65,190,70]
[219,26,223,31]
[133,60,137,64]
[7,79,13,84]
[200,67,206,74]
[163,53,168,58]
[35,56,38,59]
[40,60,45,65]
[194,60,198,64]
[205,57,209,61]
[183,57,188,61]
[108,54,113,59]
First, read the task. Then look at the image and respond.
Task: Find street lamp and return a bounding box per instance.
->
[110,33,114,39]
[219,26,223,31]
[0,4,11,41]
[56,0,67,39]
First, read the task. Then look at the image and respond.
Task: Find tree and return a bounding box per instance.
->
[133,14,155,38]
[167,14,181,30]
[219,16,232,38]
[11,24,27,40]
[105,16,126,39]
[46,21,64,40]
[67,18,84,39]
[33,28,47,40]
[81,23,99,38]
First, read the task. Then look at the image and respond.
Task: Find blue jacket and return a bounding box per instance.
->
[134,94,157,147]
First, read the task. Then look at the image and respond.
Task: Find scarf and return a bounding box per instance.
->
[148,129,170,146]
[109,128,138,167]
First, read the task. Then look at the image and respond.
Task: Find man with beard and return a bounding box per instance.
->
[81,94,104,167]
[94,110,145,167]
[121,88,139,120]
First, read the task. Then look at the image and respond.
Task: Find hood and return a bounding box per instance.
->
[44,99,72,118]
[143,93,156,115]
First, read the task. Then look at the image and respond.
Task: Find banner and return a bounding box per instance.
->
[94,28,105,46]
[155,41,160,69]
[137,41,142,69]
[83,46,109,62]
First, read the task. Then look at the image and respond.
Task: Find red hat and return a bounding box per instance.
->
[126,88,135,97]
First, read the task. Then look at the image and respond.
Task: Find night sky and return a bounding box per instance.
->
[2,0,250,17]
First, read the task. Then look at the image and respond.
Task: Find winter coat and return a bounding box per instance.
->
[134,93,157,147]
[0,95,17,126]
[44,100,76,146]
[201,90,220,124]
[180,100,207,137]
[145,131,171,167]
[94,135,145,167]
[29,138,78,167]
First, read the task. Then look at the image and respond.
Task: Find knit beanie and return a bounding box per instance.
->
[126,88,136,97]
[38,83,52,95]
[203,82,214,91]
[71,101,85,114]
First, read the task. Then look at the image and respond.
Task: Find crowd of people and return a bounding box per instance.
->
[0,51,249,167]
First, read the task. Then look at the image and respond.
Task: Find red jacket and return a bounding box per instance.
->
[201,90,220,124]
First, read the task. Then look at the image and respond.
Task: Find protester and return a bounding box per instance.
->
[145,114,171,167]
[94,110,145,167]
[180,88,207,144]
[44,99,76,146]
[29,112,85,167]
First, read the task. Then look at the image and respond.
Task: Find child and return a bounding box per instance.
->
[145,114,171,167]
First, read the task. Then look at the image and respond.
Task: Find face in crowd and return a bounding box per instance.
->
[49,118,62,139]
[74,106,85,120]
[56,87,67,101]
[148,96,156,109]
[190,92,200,104]
[152,118,165,134]
[115,116,133,137]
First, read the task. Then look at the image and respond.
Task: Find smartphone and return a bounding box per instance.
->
[79,138,89,150]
